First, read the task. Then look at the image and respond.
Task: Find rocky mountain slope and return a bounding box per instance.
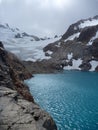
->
[0,16,98,73]
[0,42,57,130]
[42,15,98,72]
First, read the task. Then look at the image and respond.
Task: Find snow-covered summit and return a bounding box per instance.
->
[43,15,98,72]
[0,22,10,29]
[0,22,40,41]
[62,15,98,41]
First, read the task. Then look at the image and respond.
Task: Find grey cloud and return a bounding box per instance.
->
[0,0,98,37]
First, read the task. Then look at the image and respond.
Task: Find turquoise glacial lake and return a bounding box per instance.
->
[25,71,98,130]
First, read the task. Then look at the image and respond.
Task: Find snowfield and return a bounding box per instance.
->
[0,23,60,61]
[79,19,98,29]
[3,38,60,62]
[64,59,82,70]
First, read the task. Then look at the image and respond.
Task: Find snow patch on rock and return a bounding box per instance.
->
[74,26,77,30]
[64,59,82,70]
[89,61,98,71]
[55,42,61,47]
[46,50,53,55]
[79,19,98,29]
[67,53,73,60]
[87,31,98,46]
[64,33,80,42]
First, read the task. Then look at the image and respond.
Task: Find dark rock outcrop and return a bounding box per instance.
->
[62,15,98,40]
[22,32,40,41]
[62,22,80,40]
[15,33,22,38]
[90,38,98,58]
[42,37,98,71]
[0,42,57,130]
[36,16,98,72]
[79,62,91,71]
[78,25,98,43]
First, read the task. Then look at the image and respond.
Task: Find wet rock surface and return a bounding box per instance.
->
[0,42,57,130]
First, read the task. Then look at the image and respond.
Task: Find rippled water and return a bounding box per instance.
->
[25,71,98,130]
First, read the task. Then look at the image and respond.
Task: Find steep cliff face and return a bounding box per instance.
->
[0,42,57,130]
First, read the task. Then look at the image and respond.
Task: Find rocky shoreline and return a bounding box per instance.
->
[0,42,57,130]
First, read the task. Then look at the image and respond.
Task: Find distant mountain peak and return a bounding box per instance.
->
[0,22,40,41]
[62,15,98,40]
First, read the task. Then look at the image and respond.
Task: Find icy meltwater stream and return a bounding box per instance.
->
[25,71,98,130]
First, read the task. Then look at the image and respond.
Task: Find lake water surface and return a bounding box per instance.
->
[25,71,98,130]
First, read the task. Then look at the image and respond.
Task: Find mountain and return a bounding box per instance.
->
[0,22,40,41]
[42,15,98,72]
[0,16,98,72]
[62,15,98,40]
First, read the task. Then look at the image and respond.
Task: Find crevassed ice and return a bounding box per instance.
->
[7,38,59,61]
[0,24,61,61]
[74,26,77,30]
[0,25,61,61]
[1,33,60,61]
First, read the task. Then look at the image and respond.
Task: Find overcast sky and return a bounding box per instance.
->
[0,0,98,37]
